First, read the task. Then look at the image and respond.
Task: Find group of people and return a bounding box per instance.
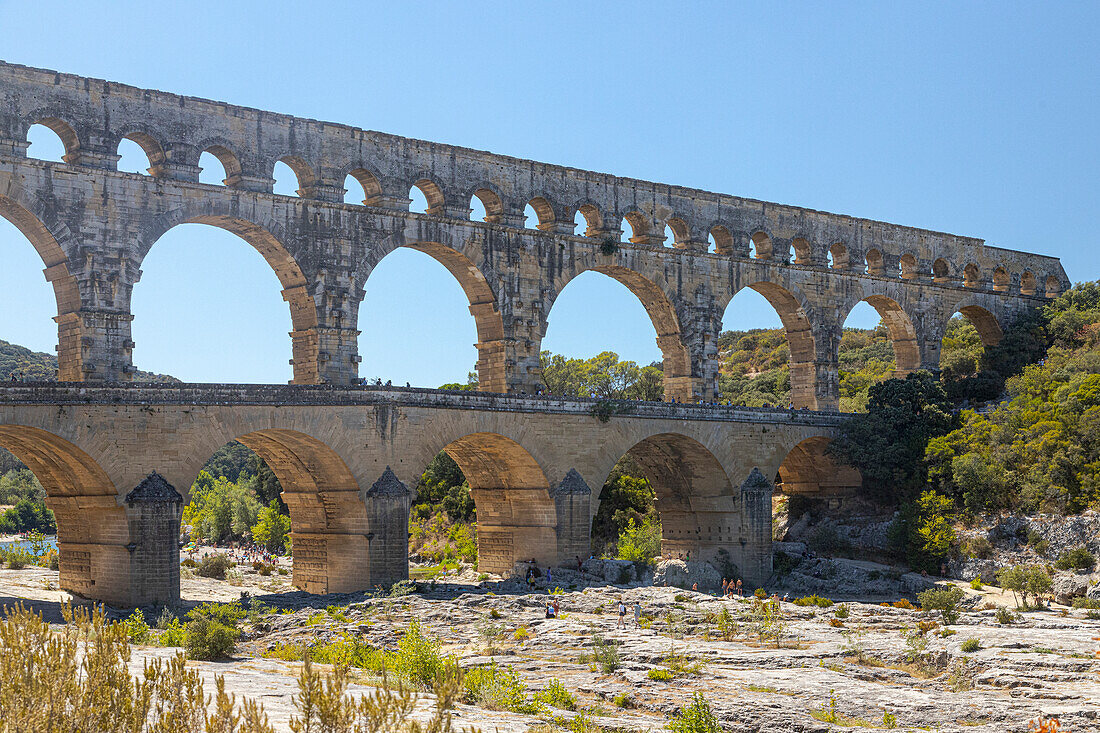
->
[721,577,744,597]
[183,540,284,567]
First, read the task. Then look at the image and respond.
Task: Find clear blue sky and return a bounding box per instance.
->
[0,2,1096,385]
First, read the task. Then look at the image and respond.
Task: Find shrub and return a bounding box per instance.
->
[713,607,737,641]
[892,598,916,610]
[538,678,576,710]
[834,604,850,619]
[970,577,983,590]
[793,595,834,608]
[462,664,537,713]
[995,607,1019,624]
[184,616,238,660]
[1071,597,1100,609]
[393,620,450,688]
[613,692,632,708]
[647,668,673,681]
[668,692,719,733]
[960,637,981,653]
[829,618,845,628]
[195,553,234,579]
[123,608,151,644]
[1054,546,1096,571]
[918,586,965,625]
[1087,610,1100,620]
[592,634,620,673]
[754,587,767,599]
[513,625,531,641]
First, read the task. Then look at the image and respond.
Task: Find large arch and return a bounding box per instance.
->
[0,190,84,380]
[136,212,319,384]
[775,436,861,497]
[726,281,818,409]
[843,294,921,376]
[230,429,371,594]
[0,426,130,604]
[435,432,556,574]
[546,265,691,400]
[598,432,747,576]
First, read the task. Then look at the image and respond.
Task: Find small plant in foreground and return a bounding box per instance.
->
[961,637,981,653]
[538,678,576,710]
[195,553,234,579]
[667,692,719,733]
[592,634,621,673]
[996,607,1020,625]
[647,667,673,681]
[613,692,632,708]
[970,577,983,590]
[882,709,898,728]
[918,586,964,625]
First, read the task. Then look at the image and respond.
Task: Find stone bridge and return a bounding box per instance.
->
[0,61,1069,407]
[0,384,852,606]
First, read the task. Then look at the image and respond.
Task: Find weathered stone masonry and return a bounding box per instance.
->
[0,384,850,605]
[0,61,1068,407]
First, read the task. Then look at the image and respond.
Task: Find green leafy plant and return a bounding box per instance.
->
[918,586,964,625]
[961,637,981,653]
[667,692,719,733]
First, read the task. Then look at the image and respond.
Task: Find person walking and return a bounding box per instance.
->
[617,599,627,629]
[633,601,642,628]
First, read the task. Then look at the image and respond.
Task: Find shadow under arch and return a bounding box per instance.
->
[551,265,693,401]
[844,294,921,375]
[228,429,373,595]
[0,191,85,380]
[0,426,130,604]
[137,211,321,384]
[953,304,1003,347]
[728,281,819,409]
[436,432,556,574]
[599,432,751,572]
[776,436,861,497]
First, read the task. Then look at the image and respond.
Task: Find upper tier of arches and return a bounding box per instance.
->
[0,59,1065,300]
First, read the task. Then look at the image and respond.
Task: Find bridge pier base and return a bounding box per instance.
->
[738,467,775,590]
[123,472,183,607]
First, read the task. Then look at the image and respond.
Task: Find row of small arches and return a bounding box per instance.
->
[23,121,1061,299]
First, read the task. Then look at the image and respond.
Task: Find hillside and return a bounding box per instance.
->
[0,339,178,383]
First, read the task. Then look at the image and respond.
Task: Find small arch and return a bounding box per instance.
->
[470,187,504,223]
[751,231,773,260]
[710,225,733,255]
[438,432,555,574]
[964,263,981,288]
[273,156,316,197]
[666,218,690,248]
[27,118,79,161]
[829,242,848,270]
[116,131,166,175]
[527,197,555,230]
[1045,276,1062,299]
[1020,271,1037,296]
[411,178,446,214]
[993,266,1010,292]
[932,258,951,283]
[791,237,812,265]
[575,203,602,236]
[865,248,884,275]
[346,168,383,205]
[899,253,920,280]
[622,210,650,244]
[199,145,242,186]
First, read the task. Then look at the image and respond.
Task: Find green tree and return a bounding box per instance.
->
[412,452,474,522]
[250,501,291,553]
[183,472,262,544]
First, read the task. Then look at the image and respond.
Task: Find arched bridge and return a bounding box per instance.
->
[0,384,853,606]
[0,61,1068,407]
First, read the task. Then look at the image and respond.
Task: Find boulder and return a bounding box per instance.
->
[580,558,637,585]
[652,559,722,591]
[1052,571,1093,605]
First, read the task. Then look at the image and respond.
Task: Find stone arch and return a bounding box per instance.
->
[829,242,849,269]
[274,155,317,196]
[410,176,446,214]
[865,248,884,275]
[0,188,85,380]
[0,425,130,604]
[137,209,320,384]
[574,202,603,236]
[114,129,167,175]
[526,196,556,230]
[198,143,243,185]
[775,436,861,497]
[964,262,981,288]
[600,432,740,568]
[900,253,920,280]
[845,294,920,374]
[231,429,370,594]
[729,281,819,409]
[791,237,812,265]
[932,257,951,283]
[547,265,691,400]
[365,237,507,392]
[26,116,80,160]
[1044,275,1062,298]
[469,185,504,223]
[710,225,734,255]
[751,231,773,260]
[346,166,384,205]
[436,432,556,574]
[952,304,1003,347]
[621,209,651,243]
[666,217,691,247]
[1020,271,1037,296]
[993,266,1010,292]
